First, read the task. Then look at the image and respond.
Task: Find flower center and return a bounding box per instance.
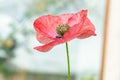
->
[56,24,70,38]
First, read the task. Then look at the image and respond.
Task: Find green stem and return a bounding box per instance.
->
[65,42,71,80]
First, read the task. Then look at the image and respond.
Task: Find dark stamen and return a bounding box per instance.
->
[56,36,62,38]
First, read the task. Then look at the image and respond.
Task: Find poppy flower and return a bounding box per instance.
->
[33,10,96,52]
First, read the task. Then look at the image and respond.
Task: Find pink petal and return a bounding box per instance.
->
[68,10,87,27]
[34,37,71,52]
[77,18,96,39]
[34,41,59,52]
[63,10,87,40]
[34,15,61,37]
[58,14,74,23]
[36,31,53,44]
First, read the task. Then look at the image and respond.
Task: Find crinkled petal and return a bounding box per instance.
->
[34,15,61,37]
[34,41,60,52]
[63,10,87,41]
[68,10,87,27]
[36,32,53,44]
[77,18,96,39]
[58,14,74,23]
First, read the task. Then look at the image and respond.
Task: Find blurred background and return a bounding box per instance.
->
[0,0,106,80]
